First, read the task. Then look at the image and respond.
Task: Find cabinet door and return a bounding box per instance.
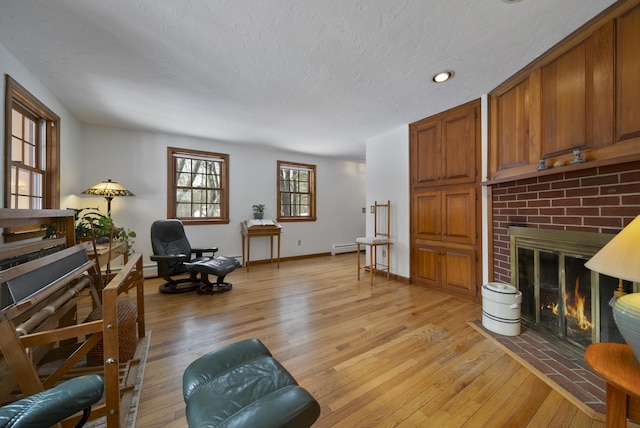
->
[541,24,613,157]
[442,188,476,245]
[490,77,533,173]
[443,247,476,297]
[541,40,589,155]
[413,191,441,241]
[616,4,640,142]
[410,118,441,186]
[414,243,441,288]
[442,104,477,185]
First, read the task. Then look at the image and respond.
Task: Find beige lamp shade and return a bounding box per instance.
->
[584,215,640,283]
[81,179,134,198]
[81,179,134,215]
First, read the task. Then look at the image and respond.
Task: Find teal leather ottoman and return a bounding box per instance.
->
[183,338,320,427]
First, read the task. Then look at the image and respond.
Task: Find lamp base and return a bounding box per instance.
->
[613,293,640,362]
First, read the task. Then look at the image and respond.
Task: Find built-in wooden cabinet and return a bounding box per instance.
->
[616,4,640,143]
[410,99,481,301]
[488,0,640,182]
[414,188,476,245]
[414,242,476,298]
[410,103,477,187]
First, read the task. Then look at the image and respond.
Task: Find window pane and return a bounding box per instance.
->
[207,204,220,217]
[32,172,43,197]
[25,118,36,144]
[192,189,205,203]
[176,203,192,217]
[25,143,36,167]
[11,137,22,162]
[17,169,30,195]
[176,189,191,203]
[12,110,22,139]
[31,196,42,209]
[177,171,191,186]
[17,195,30,209]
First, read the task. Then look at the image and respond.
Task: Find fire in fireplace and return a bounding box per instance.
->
[511,227,633,353]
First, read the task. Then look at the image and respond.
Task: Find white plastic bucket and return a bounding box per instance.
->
[482,282,522,336]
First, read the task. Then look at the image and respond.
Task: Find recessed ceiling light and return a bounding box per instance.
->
[432,71,454,83]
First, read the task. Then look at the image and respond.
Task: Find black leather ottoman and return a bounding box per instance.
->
[185,256,241,295]
[183,338,320,427]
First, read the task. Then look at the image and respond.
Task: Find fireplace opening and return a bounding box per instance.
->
[510,227,634,355]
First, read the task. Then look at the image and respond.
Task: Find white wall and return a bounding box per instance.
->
[364,125,410,279]
[1,39,366,273]
[76,125,366,270]
[0,41,84,207]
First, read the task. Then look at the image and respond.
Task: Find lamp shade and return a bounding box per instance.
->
[81,179,134,198]
[584,215,640,283]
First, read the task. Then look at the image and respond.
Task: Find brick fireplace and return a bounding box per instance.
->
[489,160,640,351]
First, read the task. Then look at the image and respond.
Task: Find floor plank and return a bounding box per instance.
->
[135,253,600,427]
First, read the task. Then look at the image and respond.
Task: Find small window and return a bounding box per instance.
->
[168,147,229,224]
[5,75,60,209]
[277,161,316,222]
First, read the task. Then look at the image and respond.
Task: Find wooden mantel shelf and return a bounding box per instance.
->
[483,152,640,186]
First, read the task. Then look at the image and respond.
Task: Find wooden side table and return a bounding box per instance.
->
[585,342,640,427]
[240,221,281,272]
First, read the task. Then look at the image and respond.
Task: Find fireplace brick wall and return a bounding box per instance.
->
[491,160,640,283]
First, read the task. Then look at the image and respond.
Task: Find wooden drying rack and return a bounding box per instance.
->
[0,208,145,427]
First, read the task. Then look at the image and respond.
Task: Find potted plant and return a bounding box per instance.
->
[70,207,137,254]
[252,204,265,219]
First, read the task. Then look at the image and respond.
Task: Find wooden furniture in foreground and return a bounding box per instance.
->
[356,200,392,285]
[585,342,640,427]
[0,208,145,428]
[240,220,281,272]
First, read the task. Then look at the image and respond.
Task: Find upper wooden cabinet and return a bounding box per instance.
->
[617,4,640,143]
[541,23,614,156]
[411,101,478,187]
[488,0,640,182]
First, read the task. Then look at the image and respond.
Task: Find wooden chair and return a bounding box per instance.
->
[356,200,392,285]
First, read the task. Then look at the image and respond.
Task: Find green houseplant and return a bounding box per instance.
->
[71,207,137,255]
[252,204,265,219]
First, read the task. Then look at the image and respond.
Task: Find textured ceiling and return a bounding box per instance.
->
[0,0,618,161]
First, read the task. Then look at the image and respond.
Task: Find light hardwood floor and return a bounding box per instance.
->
[134,253,605,428]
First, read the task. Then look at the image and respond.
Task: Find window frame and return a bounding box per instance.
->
[167,147,230,225]
[277,160,316,222]
[4,75,60,210]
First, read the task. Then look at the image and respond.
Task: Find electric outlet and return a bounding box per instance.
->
[362,207,366,213]
[298,239,301,246]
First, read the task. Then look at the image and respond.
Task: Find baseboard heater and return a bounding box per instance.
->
[331,243,359,255]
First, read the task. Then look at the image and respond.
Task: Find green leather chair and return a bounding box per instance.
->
[0,374,104,428]
[183,339,320,427]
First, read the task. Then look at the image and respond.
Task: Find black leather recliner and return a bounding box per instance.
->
[150,219,240,294]
[0,375,104,428]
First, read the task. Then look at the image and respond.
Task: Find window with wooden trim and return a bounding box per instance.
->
[277,161,316,222]
[168,147,229,224]
[4,75,60,210]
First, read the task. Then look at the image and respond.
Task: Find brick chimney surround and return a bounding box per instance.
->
[491,160,640,284]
